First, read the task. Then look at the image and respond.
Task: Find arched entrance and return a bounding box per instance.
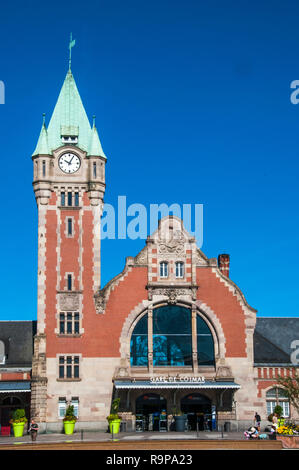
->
[0,396,23,427]
[136,393,167,431]
[181,393,212,431]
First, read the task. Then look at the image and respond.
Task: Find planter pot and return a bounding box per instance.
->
[12,422,25,437]
[174,415,187,432]
[109,419,121,434]
[276,435,299,449]
[63,420,76,435]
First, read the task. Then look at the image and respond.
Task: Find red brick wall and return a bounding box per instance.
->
[196,268,247,357]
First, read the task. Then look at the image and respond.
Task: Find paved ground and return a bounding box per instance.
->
[0,431,284,450]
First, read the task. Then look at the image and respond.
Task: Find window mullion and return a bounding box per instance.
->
[148,308,153,373]
[192,307,198,373]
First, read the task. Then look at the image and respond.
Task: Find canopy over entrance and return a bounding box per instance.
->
[114,380,240,390]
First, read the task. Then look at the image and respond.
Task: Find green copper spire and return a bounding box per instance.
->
[32,114,49,156]
[88,115,107,158]
[32,36,106,158]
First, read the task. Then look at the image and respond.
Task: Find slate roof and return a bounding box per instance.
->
[0,321,37,368]
[254,317,299,365]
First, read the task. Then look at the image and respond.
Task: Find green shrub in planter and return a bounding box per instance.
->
[9,409,28,437]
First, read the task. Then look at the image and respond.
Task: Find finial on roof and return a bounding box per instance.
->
[92,115,96,128]
[68,33,76,71]
[42,113,46,126]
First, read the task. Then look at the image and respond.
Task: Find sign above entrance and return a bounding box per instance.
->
[150,376,205,384]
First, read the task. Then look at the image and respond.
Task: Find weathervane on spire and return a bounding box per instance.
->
[68,33,76,70]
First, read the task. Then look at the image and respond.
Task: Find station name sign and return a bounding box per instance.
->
[150,376,205,383]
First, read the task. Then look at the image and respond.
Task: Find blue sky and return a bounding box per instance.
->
[0,0,299,320]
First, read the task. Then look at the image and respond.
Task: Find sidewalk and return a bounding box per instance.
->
[0,430,248,446]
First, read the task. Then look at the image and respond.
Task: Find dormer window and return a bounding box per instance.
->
[160,262,168,278]
[61,136,78,144]
[175,262,184,278]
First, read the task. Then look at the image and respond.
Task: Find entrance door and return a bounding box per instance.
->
[136,393,167,431]
[181,393,212,431]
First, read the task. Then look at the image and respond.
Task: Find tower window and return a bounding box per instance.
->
[42,160,46,177]
[61,192,65,206]
[61,136,78,144]
[67,218,73,236]
[93,162,97,178]
[67,192,72,206]
[74,192,79,207]
[59,312,80,335]
[67,274,72,291]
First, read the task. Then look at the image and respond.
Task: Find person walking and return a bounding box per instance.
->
[254,412,261,432]
[28,419,39,442]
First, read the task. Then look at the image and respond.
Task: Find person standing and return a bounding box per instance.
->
[28,419,39,442]
[254,412,261,432]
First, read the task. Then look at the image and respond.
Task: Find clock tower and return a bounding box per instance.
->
[30,66,106,424]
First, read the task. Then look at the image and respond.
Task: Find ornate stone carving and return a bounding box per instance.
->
[114,366,130,378]
[216,365,233,379]
[158,231,185,255]
[148,287,194,304]
[94,292,106,314]
[134,248,148,265]
[59,293,80,311]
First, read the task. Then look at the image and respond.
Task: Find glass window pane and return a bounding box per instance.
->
[196,315,215,366]
[67,321,72,334]
[74,365,79,378]
[277,388,288,398]
[131,314,148,366]
[153,306,191,335]
[279,401,290,417]
[266,389,277,398]
[67,192,72,206]
[59,366,64,378]
[153,306,192,366]
[61,192,65,206]
[75,193,79,206]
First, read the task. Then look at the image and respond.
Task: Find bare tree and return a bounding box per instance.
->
[277,369,299,415]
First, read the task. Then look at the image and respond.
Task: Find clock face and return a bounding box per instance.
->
[58,152,81,174]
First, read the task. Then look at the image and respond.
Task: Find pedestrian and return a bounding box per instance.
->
[254,412,261,432]
[28,419,39,442]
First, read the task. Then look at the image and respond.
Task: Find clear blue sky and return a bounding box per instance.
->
[0,0,298,320]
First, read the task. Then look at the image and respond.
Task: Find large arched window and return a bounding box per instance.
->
[130,306,215,368]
